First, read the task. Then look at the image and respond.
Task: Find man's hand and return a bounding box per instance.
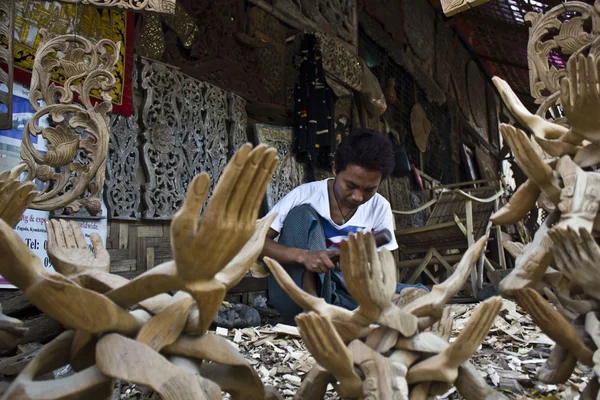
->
[299,250,340,274]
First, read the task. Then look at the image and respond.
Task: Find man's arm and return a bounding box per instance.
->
[261,228,339,274]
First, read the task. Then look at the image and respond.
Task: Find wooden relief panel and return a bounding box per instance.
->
[53,0,175,14]
[402,0,435,62]
[441,0,489,17]
[248,0,357,46]
[105,115,141,220]
[20,30,118,216]
[526,2,600,117]
[255,124,306,211]
[139,58,246,220]
[315,32,362,91]
[466,60,488,135]
[0,0,13,130]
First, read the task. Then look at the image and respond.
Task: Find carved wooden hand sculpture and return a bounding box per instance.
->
[47,219,109,276]
[455,361,509,400]
[0,218,142,335]
[341,230,417,337]
[2,331,112,400]
[349,339,410,400]
[263,256,374,342]
[403,236,486,321]
[561,54,600,143]
[0,164,38,229]
[537,344,578,384]
[492,76,569,140]
[584,312,600,380]
[491,179,541,225]
[514,287,593,366]
[0,306,28,354]
[96,334,217,400]
[407,296,502,384]
[500,124,561,205]
[550,227,600,302]
[296,312,362,398]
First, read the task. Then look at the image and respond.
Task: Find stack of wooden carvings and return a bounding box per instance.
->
[487,2,600,397]
[0,144,285,399]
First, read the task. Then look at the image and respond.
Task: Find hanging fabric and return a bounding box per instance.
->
[293,34,337,180]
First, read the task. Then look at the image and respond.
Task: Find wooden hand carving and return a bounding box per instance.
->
[0,218,142,335]
[514,287,593,366]
[403,236,486,320]
[171,144,277,282]
[296,312,362,398]
[533,135,582,158]
[550,227,600,302]
[492,76,568,140]
[2,331,112,399]
[584,312,600,379]
[394,332,449,353]
[165,333,270,400]
[500,124,561,205]
[135,296,193,351]
[500,210,558,296]
[491,179,541,225]
[561,54,600,143]
[96,334,215,400]
[0,306,28,354]
[407,296,502,384]
[263,256,373,342]
[455,361,509,400]
[348,339,409,400]
[295,365,335,400]
[0,164,37,228]
[47,219,109,277]
[341,231,417,337]
[537,344,577,384]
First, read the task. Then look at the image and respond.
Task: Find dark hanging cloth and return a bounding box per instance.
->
[294,34,337,180]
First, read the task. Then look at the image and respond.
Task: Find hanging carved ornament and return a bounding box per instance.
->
[104,115,141,220]
[525,1,600,117]
[52,0,175,14]
[440,0,489,17]
[466,60,488,132]
[139,57,246,220]
[411,103,432,153]
[19,29,119,216]
[314,32,362,91]
[255,124,306,211]
[0,0,13,130]
[402,0,435,62]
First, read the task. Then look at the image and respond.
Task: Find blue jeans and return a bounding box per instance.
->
[266,205,429,324]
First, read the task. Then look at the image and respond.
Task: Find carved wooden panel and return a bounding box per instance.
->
[162,0,271,105]
[526,2,600,117]
[249,0,357,46]
[105,115,141,220]
[441,0,489,17]
[402,0,435,62]
[314,32,362,91]
[255,124,306,211]
[466,60,488,134]
[53,0,175,14]
[0,0,14,130]
[139,58,246,220]
[20,30,118,216]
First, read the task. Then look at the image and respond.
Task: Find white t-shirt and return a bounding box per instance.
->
[268,179,398,251]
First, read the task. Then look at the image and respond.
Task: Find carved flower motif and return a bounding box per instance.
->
[151,125,176,153]
[42,125,80,167]
[36,165,53,182]
[59,48,93,78]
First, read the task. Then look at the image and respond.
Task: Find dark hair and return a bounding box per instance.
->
[334,128,395,177]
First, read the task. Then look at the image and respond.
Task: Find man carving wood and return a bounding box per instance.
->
[261,128,428,324]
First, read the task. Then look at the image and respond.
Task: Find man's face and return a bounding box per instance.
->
[333,163,383,208]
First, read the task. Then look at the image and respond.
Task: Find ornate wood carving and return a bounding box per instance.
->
[466,60,488,133]
[314,32,362,91]
[162,0,272,105]
[105,115,141,220]
[53,0,176,14]
[139,58,246,220]
[402,0,435,62]
[440,0,489,17]
[526,1,600,117]
[0,0,14,130]
[248,0,357,46]
[19,29,119,216]
[255,124,306,211]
